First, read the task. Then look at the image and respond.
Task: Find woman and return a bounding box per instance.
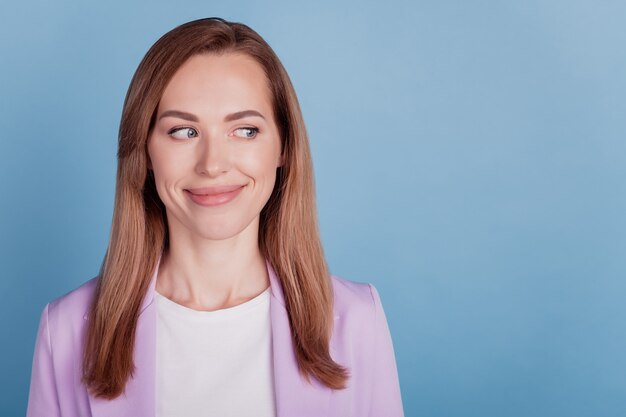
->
[27,17,403,417]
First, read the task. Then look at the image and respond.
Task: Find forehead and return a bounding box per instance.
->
[158,52,273,115]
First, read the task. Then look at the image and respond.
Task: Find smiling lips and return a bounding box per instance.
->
[185,185,245,207]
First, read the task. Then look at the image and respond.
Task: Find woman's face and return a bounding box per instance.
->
[147,52,282,242]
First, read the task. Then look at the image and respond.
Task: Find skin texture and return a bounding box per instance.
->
[147,53,283,311]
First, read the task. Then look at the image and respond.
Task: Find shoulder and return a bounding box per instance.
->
[331,275,384,334]
[329,274,384,325]
[31,277,99,373]
[45,277,99,330]
[327,274,402,407]
[29,277,99,413]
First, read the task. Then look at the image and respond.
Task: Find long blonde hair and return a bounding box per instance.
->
[82,17,348,399]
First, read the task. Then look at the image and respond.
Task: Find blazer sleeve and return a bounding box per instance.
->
[26,304,61,417]
[368,284,405,417]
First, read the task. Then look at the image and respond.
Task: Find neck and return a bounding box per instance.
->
[155,216,269,311]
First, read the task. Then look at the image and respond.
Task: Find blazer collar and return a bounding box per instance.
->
[89,255,333,417]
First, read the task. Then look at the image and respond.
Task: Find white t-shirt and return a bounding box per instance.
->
[155,287,276,417]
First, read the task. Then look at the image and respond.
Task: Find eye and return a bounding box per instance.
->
[233,127,259,139]
[168,127,199,140]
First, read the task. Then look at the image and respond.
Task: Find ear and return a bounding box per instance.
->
[277,151,285,168]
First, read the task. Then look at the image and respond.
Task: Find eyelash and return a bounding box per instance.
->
[233,127,259,139]
[167,126,259,140]
[167,127,199,140]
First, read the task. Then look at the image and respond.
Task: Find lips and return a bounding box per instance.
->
[184,185,245,207]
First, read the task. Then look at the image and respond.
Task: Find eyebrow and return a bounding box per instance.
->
[224,110,266,122]
[158,110,198,122]
[158,109,266,122]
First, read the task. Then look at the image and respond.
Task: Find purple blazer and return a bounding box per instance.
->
[27,258,404,417]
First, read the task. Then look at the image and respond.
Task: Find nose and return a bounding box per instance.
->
[195,134,232,177]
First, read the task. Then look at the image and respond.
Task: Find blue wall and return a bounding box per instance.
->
[1,1,625,415]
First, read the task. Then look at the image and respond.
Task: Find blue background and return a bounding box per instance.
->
[1,0,625,415]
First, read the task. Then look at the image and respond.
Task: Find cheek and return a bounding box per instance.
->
[149,142,184,177]
[148,143,185,196]
[239,144,281,179]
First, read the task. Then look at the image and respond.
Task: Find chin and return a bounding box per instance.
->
[192,216,259,242]
[165,207,261,243]
[192,225,244,241]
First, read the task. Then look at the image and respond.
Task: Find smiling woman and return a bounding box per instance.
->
[147,53,282,243]
[26,17,404,417]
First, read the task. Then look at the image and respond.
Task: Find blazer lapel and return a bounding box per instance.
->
[88,257,160,417]
[267,261,333,417]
